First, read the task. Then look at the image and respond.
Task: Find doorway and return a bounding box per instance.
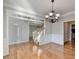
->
[71,24,75,39]
[71,24,75,45]
[64,21,75,46]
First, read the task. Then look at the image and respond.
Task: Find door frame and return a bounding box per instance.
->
[63,19,75,45]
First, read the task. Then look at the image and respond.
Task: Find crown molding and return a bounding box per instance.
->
[60,11,75,21]
[61,11,75,17]
[3,3,45,20]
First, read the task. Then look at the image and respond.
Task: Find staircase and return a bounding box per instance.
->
[33,26,44,45]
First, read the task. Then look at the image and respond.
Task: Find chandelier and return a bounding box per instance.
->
[45,0,60,23]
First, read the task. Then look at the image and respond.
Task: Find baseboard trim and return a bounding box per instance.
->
[9,41,29,47]
[9,40,29,45]
[64,41,69,44]
[40,42,63,46]
[3,55,9,58]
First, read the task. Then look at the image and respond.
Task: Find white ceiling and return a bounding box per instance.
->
[4,0,75,17]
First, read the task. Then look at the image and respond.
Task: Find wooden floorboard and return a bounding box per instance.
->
[3,41,75,59]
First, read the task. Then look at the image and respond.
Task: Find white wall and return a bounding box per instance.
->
[3,7,29,56]
[3,7,9,56]
[44,21,52,43]
[51,22,64,45]
[39,20,64,45]
[9,18,29,45]
[42,12,75,45]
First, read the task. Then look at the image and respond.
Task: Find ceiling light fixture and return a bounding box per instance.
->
[45,0,60,23]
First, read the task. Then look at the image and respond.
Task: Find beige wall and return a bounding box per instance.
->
[64,21,75,42]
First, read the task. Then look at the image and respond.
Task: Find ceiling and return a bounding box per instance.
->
[4,0,75,17]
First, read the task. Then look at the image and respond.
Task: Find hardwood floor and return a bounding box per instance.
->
[3,41,75,59]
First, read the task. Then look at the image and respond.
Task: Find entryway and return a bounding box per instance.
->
[64,21,75,47]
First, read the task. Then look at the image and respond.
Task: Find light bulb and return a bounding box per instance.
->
[45,15,49,18]
[55,16,58,19]
[56,14,60,17]
[49,12,53,16]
